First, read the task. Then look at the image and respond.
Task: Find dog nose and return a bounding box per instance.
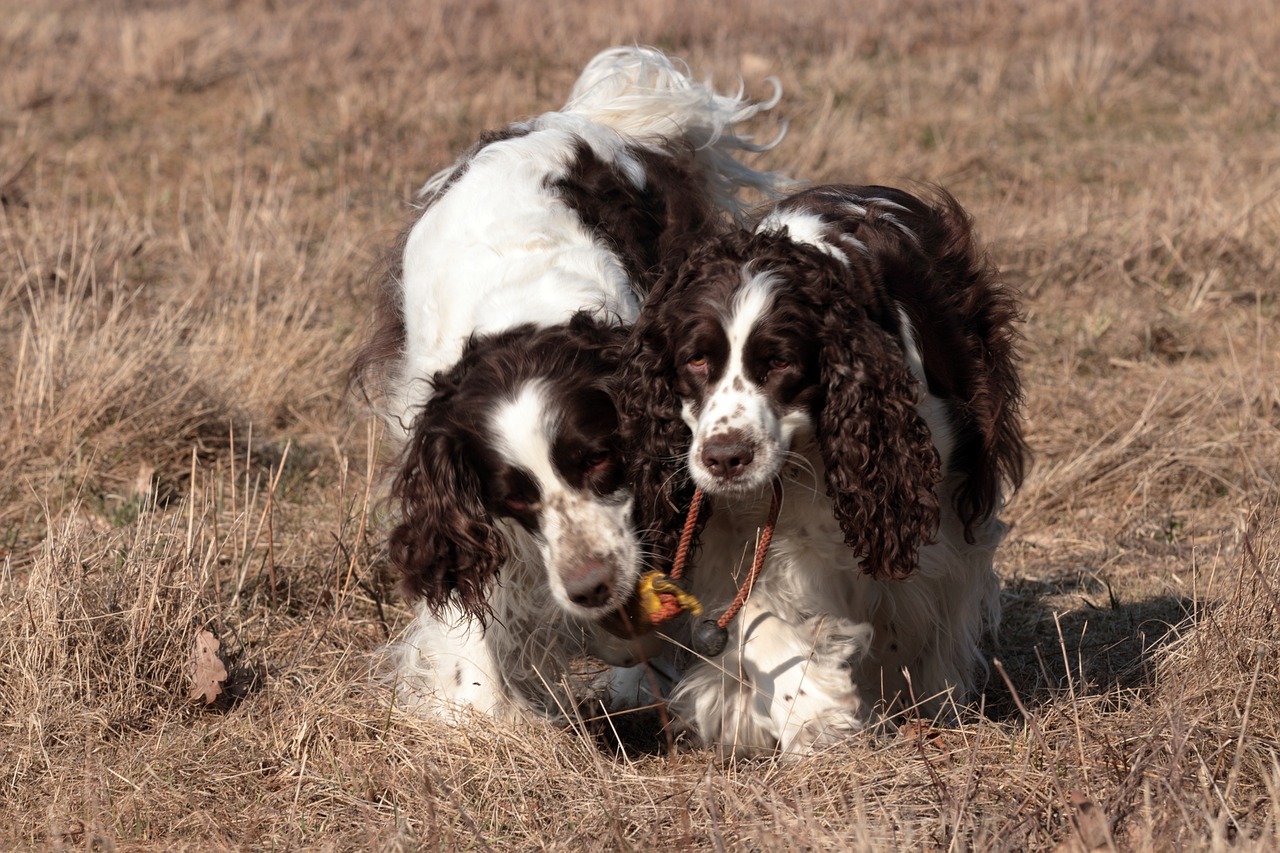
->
[564,560,615,610]
[702,435,755,480]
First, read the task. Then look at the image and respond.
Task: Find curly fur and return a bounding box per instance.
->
[799,185,1026,535]
[619,183,1029,756]
[390,316,627,620]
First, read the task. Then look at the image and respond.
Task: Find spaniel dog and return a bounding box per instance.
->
[352,47,786,722]
[622,184,1028,756]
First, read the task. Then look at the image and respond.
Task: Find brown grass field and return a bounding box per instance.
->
[3,0,1279,849]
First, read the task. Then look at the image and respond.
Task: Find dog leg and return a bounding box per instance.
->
[756,609,877,758]
[388,602,521,722]
[672,598,877,757]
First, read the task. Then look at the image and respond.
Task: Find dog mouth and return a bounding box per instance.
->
[597,597,655,639]
[694,469,770,496]
[692,453,780,496]
[690,427,788,495]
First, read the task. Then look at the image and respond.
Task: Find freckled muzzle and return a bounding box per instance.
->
[559,557,617,610]
[687,371,791,494]
[541,491,639,620]
[699,429,756,482]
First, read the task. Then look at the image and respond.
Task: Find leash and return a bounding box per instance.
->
[634,478,783,657]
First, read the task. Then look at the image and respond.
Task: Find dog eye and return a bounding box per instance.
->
[584,450,612,472]
[769,356,791,371]
[504,496,532,512]
[687,353,708,370]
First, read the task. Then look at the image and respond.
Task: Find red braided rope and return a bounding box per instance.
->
[647,487,705,624]
[654,479,782,630]
[716,477,783,630]
[649,593,685,624]
[667,487,704,582]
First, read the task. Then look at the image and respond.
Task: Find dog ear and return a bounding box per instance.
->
[818,308,941,580]
[388,395,505,622]
[923,190,1029,536]
[618,280,698,564]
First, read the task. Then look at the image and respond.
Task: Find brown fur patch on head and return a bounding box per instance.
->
[390,314,628,621]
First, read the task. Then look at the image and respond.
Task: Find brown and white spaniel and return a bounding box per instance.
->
[352,47,786,722]
[621,184,1028,756]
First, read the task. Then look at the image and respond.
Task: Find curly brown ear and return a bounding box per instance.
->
[927,191,1029,534]
[819,314,941,579]
[388,412,505,622]
[618,289,697,565]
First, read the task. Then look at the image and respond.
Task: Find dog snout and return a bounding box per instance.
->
[563,559,616,610]
[701,433,756,480]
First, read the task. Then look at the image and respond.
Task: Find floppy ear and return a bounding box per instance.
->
[926,191,1029,535]
[618,286,697,564]
[818,309,941,580]
[388,398,505,622]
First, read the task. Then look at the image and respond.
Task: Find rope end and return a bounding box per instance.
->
[636,570,703,625]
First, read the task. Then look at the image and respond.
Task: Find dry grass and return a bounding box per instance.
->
[2,0,1278,849]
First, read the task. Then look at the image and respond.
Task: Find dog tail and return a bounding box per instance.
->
[562,45,793,219]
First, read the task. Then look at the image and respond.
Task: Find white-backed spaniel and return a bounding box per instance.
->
[351,47,786,722]
[622,184,1028,756]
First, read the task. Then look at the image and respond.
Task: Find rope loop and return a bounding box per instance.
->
[635,479,782,656]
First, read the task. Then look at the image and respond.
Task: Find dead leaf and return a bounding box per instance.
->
[897,720,956,767]
[190,629,228,704]
[899,719,957,748]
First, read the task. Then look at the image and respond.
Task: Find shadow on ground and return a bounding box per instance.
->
[574,552,1202,755]
[979,567,1195,722]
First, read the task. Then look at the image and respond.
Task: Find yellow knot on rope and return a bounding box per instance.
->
[635,570,703,625]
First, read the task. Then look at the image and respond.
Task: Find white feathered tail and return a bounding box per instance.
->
[419,45,790,216]
[563,45,789,219]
